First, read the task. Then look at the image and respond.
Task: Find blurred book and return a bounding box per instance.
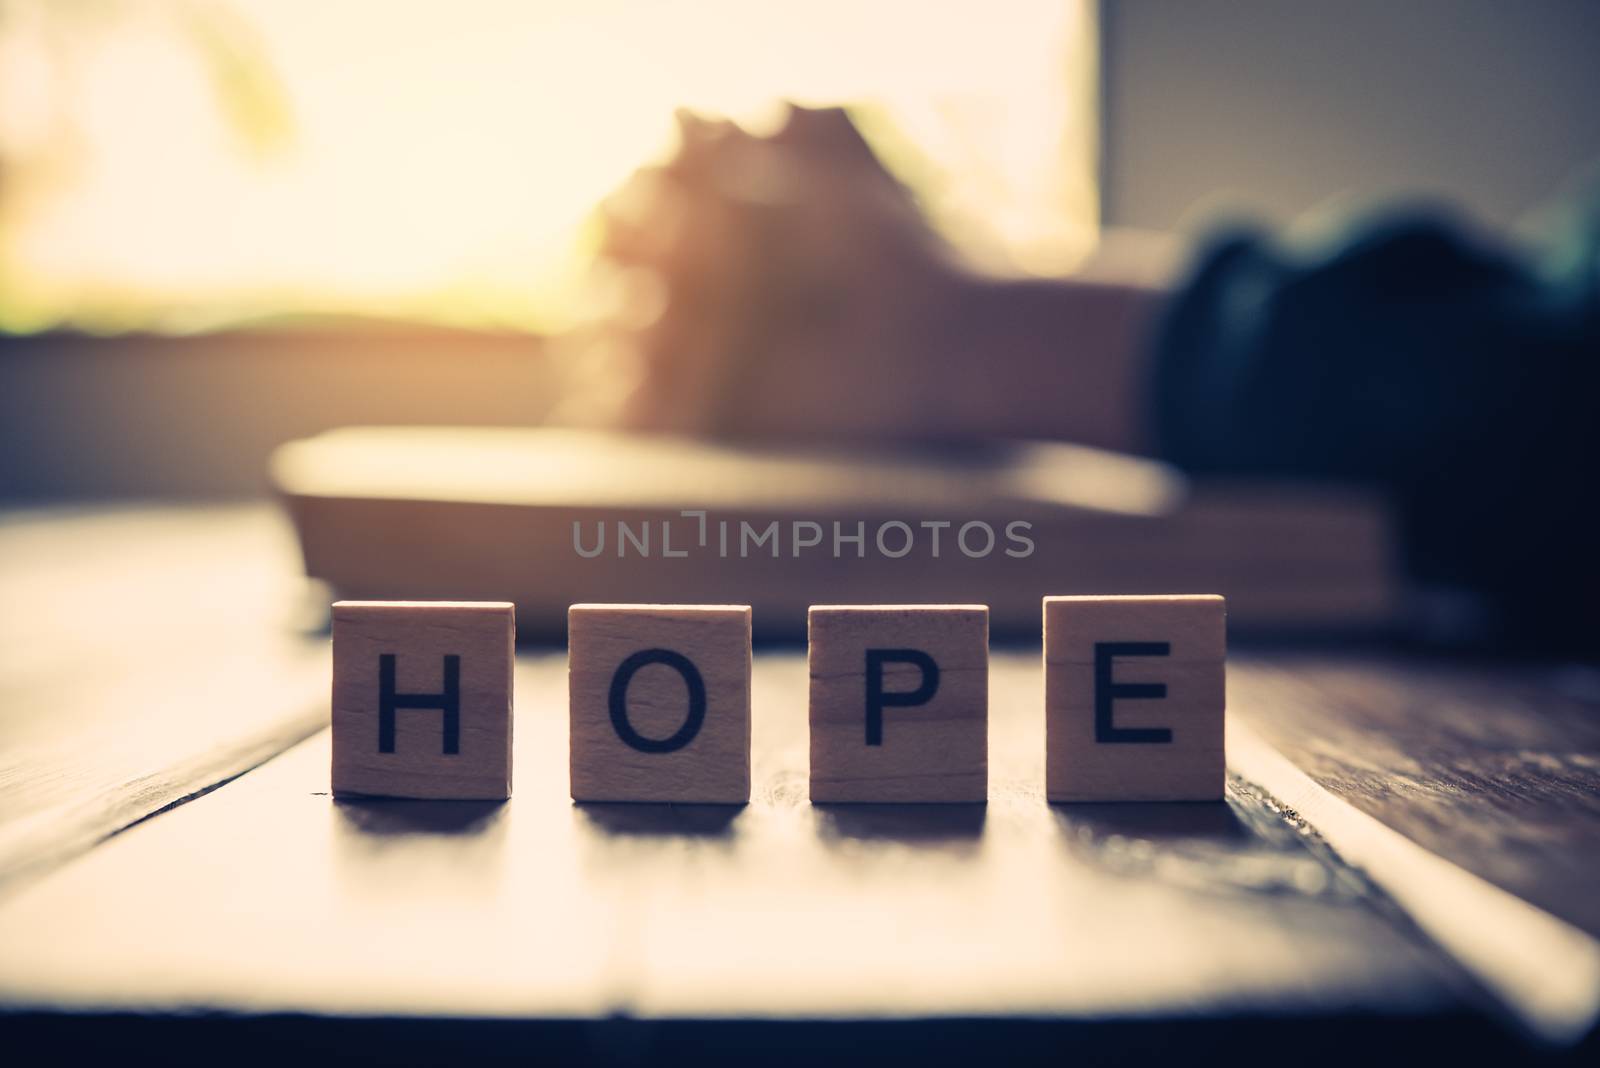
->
[273,427,1400,640]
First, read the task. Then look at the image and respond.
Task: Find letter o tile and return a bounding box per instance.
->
[568,604,751,803]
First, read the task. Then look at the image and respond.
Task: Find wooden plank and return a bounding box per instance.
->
[1228,652,1600,1041]
[1229,654,1600,939]
[0,651,1458,1024]
[0,505,327,892]
[3,503,1591,1044]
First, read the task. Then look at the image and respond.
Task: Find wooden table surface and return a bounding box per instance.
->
[0,504,1595,1062]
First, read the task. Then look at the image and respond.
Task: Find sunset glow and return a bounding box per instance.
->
[0,0,1095,333]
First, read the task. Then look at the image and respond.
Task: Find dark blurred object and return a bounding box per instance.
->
[1155,198,1600,653]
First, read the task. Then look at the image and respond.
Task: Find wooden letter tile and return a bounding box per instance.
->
[809,605,988,803]
[1044,595,1225,802]
[568,604,751,803]
[332,601,514,800]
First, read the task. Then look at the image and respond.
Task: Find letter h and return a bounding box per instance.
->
[378,653,461,755]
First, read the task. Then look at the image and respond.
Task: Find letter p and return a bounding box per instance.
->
[864,649,940,746]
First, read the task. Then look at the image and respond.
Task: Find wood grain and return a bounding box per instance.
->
[332,601,514,800]
[809,605,987,802]
[568,604,751,803]
[0,504,327,892]
[1045,595,1226,802]
[4,504,1597,1044]
[0,650,1458,1026]
[1229,652,1600,940]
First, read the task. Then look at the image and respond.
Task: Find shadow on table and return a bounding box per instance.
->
[1050,801,1250,842]
[333,798,508,836]
[575,802,744,839]
[813,803,986,845]
[1051,797,1344,898]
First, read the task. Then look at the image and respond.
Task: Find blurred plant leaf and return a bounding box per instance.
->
[171,0,293,157]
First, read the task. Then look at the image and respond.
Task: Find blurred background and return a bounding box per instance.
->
[4,9,1600,1049]
[2,0,1597,499]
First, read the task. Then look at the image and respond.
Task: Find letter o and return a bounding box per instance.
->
[608,648,707,753]
[958,520,996,558]
[875,520,915,558]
